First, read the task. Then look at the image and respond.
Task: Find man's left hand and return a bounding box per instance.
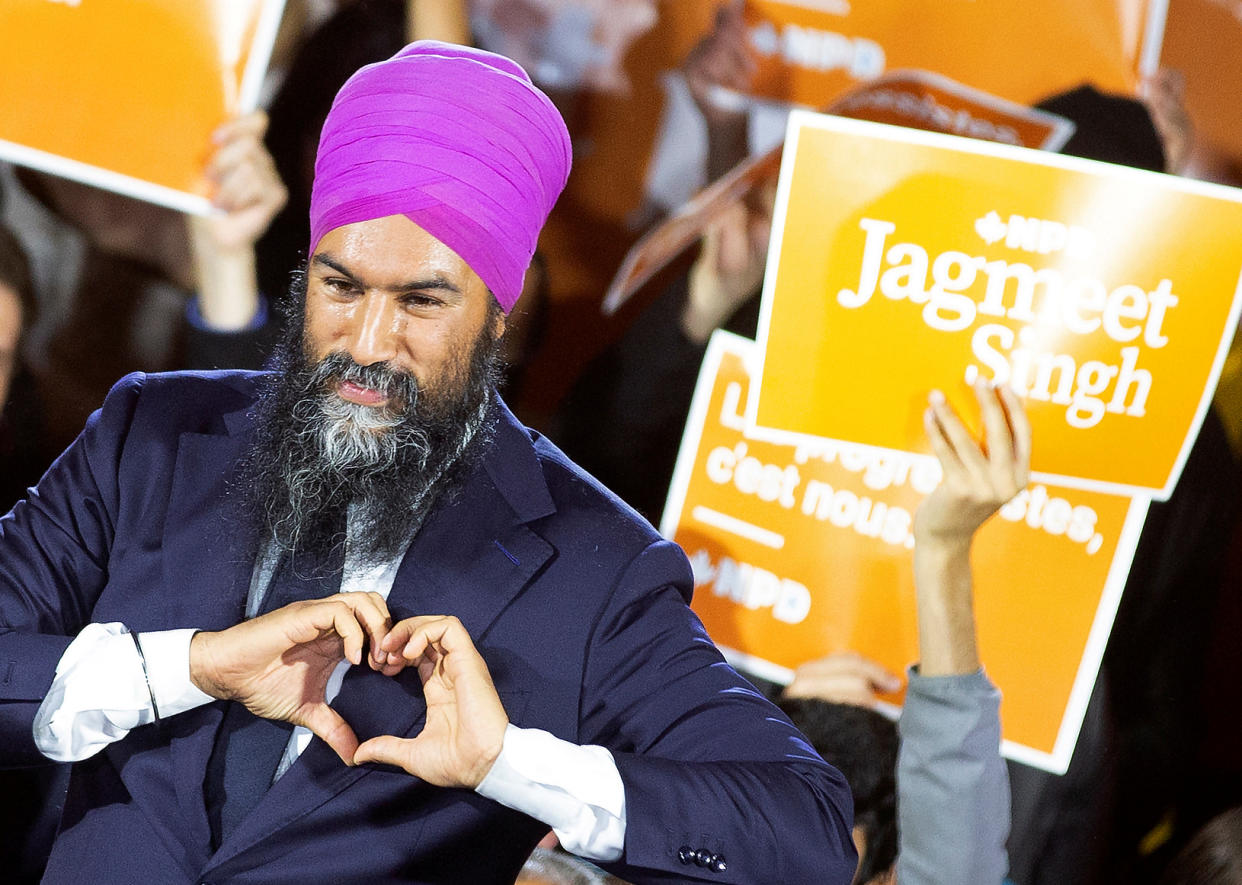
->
[354,615,509,788]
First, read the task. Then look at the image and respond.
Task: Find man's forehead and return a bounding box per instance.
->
[310,215,485,293]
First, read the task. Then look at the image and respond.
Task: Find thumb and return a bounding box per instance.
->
[354,734,413,770]
[302,703,361,766]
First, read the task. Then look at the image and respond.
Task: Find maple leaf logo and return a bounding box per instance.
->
[975,211,1007,245]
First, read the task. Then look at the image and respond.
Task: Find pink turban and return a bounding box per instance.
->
[309,41,572,312]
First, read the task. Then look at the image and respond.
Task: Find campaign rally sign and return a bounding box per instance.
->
[740,0,1166,108]
[664,331,1149,773]
[0,0,286,213]
[746,111,1242,500]
[827,70,1076,151]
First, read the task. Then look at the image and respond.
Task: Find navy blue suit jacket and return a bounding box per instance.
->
[0,371,856,884]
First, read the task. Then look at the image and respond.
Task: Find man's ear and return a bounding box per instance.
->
[491,309,507,342]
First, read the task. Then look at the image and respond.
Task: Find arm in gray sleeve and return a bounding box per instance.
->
[895,667,1010,885]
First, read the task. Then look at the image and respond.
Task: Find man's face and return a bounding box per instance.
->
[0,283,21,409]
[305,213,505,413]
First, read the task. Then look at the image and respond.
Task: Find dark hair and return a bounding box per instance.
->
[1035,84,1166,173]
[0,223,34,332]
[1161,807,1242,885]
[778,697,898,883]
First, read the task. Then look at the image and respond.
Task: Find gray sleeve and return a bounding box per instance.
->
[895,668,1010,885]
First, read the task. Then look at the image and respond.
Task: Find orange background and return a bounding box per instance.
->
[667,333,1143,767]
[0,1,270,200]
[1161,0,1242,167]
[742,0,1152,107]
[751,115,1242,497]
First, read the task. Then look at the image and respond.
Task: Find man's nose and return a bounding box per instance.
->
[345,292,399,366]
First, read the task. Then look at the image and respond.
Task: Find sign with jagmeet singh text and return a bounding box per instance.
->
[0,0,286,213]
[664,331,1149,774]
[747,111,1242,500]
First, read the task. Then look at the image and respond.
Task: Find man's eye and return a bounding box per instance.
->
[403,293,444,309]
[324,278,358,295]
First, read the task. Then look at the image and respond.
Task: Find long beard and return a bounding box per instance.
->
[237,281,501,565]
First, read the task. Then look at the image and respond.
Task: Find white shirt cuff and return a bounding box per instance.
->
[33,623,214,762]
[476,724,627,862]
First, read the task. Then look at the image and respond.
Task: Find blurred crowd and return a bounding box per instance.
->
[3,1,1242,884]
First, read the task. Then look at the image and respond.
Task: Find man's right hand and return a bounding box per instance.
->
[189,592,394,765]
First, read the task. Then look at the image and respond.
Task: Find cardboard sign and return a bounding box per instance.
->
[827,70,1076,151]
[664,331,1149,773]
[0,0,286,214]
[741,0,1166,108]
[602,146,782,315]
[748,112,1242,500]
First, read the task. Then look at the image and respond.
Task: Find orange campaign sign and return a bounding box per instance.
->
[826,70,1076,151]
[0,0,286,214]
[664,331,1149,773]
[747,112,1242,500]
[740,0,1166,108]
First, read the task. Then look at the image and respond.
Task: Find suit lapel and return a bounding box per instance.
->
[206,398,557,867]
[160,400,257,867]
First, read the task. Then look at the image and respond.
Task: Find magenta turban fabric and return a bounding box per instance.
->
[309,41,572,312]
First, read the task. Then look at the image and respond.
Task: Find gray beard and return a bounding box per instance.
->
[237,307,501,568]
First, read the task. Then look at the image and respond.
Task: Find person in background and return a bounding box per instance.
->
[3,110,286,457]
[784,383,1025,885]
[0,222,45,509]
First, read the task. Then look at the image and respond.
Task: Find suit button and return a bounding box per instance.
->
[695,849,714,867]
[713,854,728,872]
[678,845,695,864]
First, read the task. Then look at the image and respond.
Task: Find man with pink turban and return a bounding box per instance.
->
[0,43,856,883]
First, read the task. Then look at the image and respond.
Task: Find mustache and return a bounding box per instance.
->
[309,352,421,410]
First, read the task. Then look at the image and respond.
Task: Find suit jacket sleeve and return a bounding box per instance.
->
[0,373,145,765]
[579,540,858,884]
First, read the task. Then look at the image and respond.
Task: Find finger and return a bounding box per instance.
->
[212,110,269,145]
[974,380,1014,470]
[353,734,412,770]
[784,675,879,708]
[924,399,963,478]
[334,592,393,668]
[928,389,989,477]
[331,603,366,666]
[302,703,360,766]
[998,385,1032,487]
[212,164,265,212]
[206,132,271,184]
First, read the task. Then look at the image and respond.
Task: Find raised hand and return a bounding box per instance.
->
[189,592,393,765]
[198,110,287,251]
[354,615,508,788]
[912,381,1031,676]
[915,381,1031,551]
[186,110,287,330]
[681,194,772,344]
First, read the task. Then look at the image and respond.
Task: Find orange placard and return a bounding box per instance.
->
[826,70,1076,151]
[740,0,1163,108]
[0,0,286,213]
[748,112,1242,500]
[664,331,1148,773]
